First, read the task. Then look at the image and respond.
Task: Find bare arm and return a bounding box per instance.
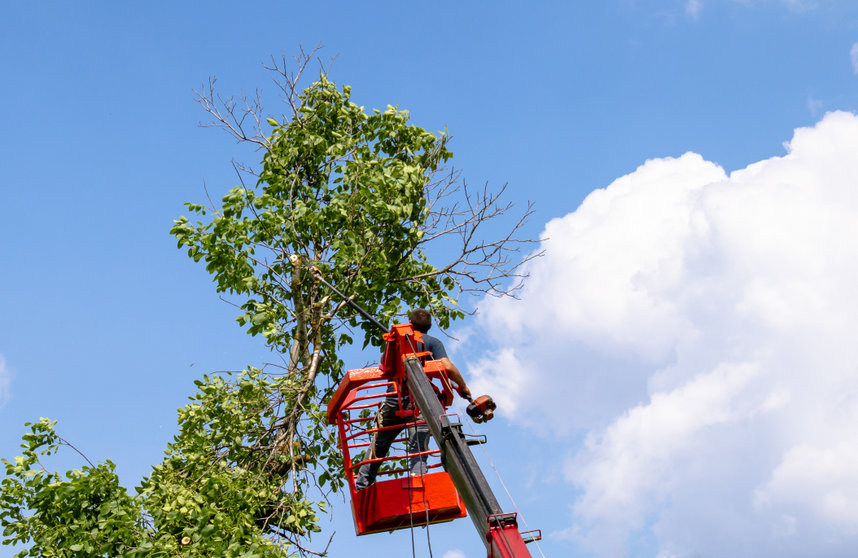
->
[440,357,471,399]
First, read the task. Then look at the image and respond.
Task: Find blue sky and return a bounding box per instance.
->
[3,2,858,557]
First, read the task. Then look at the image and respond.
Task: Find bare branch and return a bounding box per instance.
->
[394,178,544,302]
[194,76,270,150]
[179,45,543,556]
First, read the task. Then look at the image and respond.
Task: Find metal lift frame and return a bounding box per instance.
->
[315,267,541,557]
[401,345,539,558]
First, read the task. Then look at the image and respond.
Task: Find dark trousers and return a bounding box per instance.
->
[354,399,430,490]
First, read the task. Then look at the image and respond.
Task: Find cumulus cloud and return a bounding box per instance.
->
[851,43,858,74]
[441,551,466,558]
[467,112,858,556]
[0,354,10,407]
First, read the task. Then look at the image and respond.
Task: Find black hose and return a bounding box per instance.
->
[309,266,388,333]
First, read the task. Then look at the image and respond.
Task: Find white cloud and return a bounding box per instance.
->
[729,0,817,12]
[807,93,824,116]
[779,0,817,12]
[685,0,703,19]
[441,551,466,558]
[851,43,858,74]
[0,354,10,408]
[467,112,858,556]
[755,442,858,528]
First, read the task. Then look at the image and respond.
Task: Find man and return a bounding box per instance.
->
[354,308,471,490]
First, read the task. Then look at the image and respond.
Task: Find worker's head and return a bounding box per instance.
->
[409,308,432,333]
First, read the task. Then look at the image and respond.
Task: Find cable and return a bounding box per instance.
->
[307,263,387,332]
[408,504,417,558]
[405,411,418,558]
[403,331,435,558]
[455,399,547,558]
[397,339,541,558]
[417,422,434,558]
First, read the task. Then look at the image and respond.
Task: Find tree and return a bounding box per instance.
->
[1,48,539,557]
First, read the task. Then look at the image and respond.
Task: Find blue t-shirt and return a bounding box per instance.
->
[420,333,448,361]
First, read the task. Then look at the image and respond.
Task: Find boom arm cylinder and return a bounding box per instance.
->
[404,357,533,557]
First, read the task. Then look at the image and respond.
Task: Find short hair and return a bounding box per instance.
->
[409,308,432,333]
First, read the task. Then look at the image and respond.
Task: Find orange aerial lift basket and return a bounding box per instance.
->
[312,268,539,557]
[326,325,467,535]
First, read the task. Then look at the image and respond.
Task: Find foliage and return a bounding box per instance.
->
[1,374,323,557]
[138,368,325,555]
[1,419,140,557]
[174,74,461,352]
[167,58,536,547]
[1,49,536,556]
